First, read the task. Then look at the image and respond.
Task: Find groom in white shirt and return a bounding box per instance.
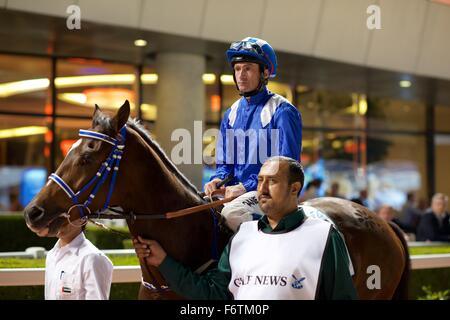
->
[45,219,113,300]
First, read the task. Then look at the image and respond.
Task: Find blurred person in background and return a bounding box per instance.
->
[350,189,369,208]
[416,193,450,242]
[377,205,410,241]
[299,178,322,202]
[326,182,344,198]
[9,188,23,211]
[399,191,423,234]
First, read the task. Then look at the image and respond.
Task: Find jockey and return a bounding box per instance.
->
[204,37,302,231]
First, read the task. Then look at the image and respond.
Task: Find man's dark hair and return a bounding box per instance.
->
[407,191,415,202]
[266,156,304,190]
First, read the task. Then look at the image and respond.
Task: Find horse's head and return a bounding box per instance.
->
[24,100,130,237]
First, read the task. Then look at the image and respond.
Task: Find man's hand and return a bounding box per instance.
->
[133,236,167,267]
[204,178,224,196]
[225,183,246,198]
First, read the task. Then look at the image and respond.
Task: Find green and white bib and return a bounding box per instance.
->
[229,217,331,300]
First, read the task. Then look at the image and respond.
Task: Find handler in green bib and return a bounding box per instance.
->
[133,156,357,300]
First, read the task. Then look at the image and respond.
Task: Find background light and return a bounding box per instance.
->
[134,39,147,47]
[202,74,216,84]
[220,75,234,85]
[0,126,48,139]
[399,80,411,88]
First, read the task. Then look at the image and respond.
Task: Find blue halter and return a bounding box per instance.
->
[48,126,127,220]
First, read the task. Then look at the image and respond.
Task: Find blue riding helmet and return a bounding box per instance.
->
[226,37,277,78]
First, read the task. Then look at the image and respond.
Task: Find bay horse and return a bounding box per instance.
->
[23,100,409,299]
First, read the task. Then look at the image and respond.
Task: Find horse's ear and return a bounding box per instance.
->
[93,104,101,117]
[114,100,130,131]
[92,104,102,127]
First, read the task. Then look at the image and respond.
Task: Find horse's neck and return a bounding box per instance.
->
[124,129,222,268]
[124,129,202,213]
[123,130,212,267]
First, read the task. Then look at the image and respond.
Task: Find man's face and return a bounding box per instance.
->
[360,190,368,199]
[233,62,262,93]
[56,219,82,240]
[378,206,394,222]
[257,161,291,216]
[432,198,447,215]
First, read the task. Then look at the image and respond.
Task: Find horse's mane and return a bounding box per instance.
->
[126,119,201,198]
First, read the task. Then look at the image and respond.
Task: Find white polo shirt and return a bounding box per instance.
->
[45,232,113,300]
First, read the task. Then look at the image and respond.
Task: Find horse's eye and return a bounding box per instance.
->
[79,153,92,166]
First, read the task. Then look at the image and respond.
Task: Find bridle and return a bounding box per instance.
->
[48,125,128,223]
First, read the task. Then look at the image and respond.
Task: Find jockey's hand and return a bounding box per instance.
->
[225,183,246,199]
[204,178,224,196]
[133,236,167,267]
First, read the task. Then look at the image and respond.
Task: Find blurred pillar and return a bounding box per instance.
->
[155,52,205,189]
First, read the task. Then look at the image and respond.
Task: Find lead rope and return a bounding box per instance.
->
[86,219,130,238]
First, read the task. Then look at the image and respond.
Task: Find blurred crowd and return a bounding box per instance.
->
[374,192,450,242]
[300,179,450,242]
[0,186,23,212]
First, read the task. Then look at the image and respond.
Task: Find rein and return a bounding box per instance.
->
[77,196,237,221]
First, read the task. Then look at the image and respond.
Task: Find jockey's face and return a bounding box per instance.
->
[257,161,297,217]
[233,62,262,93]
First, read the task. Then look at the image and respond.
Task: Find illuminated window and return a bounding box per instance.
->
[0,54,51,115]
[56,58,139,118]
[297,88,366,130]
[0,115,50,212]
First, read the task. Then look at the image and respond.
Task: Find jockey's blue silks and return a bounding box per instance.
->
[212,87,302,192]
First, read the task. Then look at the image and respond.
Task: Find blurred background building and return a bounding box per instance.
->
[0,0,449,213]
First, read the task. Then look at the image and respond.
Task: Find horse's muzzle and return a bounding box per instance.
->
[23,204,46,228]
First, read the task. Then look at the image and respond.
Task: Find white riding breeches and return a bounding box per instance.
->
[221,191,264,232]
